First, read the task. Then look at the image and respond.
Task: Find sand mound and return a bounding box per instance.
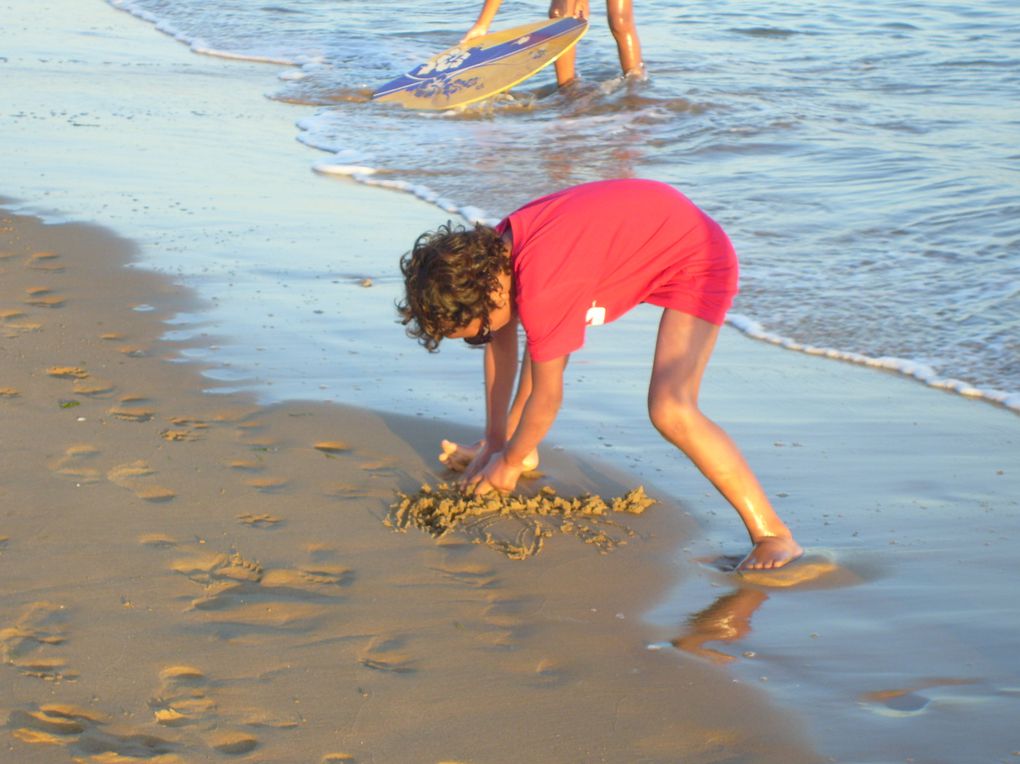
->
[387,483,656,560]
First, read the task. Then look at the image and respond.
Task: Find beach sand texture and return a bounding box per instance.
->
[0,212,821,762]
[4,1,1020,762]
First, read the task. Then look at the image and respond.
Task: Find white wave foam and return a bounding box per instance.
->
[108,0,301,67]
[727,313,1020,413]
[312,152,499,226]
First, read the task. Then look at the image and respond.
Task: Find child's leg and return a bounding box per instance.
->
[647,309,802,570]
[549,0,589,86]
[604,0,643,76]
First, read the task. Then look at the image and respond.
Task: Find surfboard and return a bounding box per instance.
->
[372,17,588,111]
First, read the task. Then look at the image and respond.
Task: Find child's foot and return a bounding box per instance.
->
[438,439,539,472]
[439,439,481,472]
[737,536,803,571]
[623,64,648,83]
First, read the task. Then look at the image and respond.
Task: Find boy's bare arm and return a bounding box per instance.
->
[504,355,566,467]
[482,315,519,449]
[466,354,565,495]
[462,0,503,41]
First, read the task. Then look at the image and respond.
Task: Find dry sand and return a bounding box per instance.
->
[0,210,821,762]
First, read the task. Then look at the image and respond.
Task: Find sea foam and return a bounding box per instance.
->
[727,314,1020,413]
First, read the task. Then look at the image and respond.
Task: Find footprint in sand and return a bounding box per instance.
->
[1,308,42,337]
[237,513,283,529]
[149,664,295,754]
[161,428,199,442]
[49,444,103,485]
[47,366,89,380]
[323,481,391,501]
[245,475,290,493]
[228,458,264,473]
[314,441,351,455]
[859,678,979,718]
[451,594,542,650]
[23,286,65,308]
[514,658,574,689]
[161,416,209,442]
[117,344,149,358]
[0,387,20,398]
[482,595,543,640]
[209,730,260,755]
[150,664,217,727]
[241,436,278,452]
[72,377,115,397]
[358,635,417,674]
[358,454,400,473]
[107,460,176,503]
[108,394,156,423]
[0,601,77,681]
[139,533,178,549]
[165,546,353,639]
[261,565,355,591]
[7,703,177,761]
[426,561,499,590]
[25,251,64,272]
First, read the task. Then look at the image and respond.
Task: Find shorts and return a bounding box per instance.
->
[644,219,739,326]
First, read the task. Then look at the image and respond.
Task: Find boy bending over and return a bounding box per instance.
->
[398,179,802,570]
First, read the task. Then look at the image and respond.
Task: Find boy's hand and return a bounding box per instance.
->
[465,452,524,496]
[460,23,489,43]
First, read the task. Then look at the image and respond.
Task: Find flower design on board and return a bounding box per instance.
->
[412,76,483,100]
[513,35,532,46]
[417,48,472,76]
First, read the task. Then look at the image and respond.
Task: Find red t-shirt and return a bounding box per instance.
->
[496,179,739,362]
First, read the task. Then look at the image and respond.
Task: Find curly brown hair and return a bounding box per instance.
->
[397,222,509,351]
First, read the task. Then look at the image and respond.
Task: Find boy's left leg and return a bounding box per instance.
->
[647,309,802,570]
[605,0,643,76]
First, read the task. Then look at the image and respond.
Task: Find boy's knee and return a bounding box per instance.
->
[605,7,635,34]
[647,392,700,440]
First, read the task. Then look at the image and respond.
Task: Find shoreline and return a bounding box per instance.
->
[5,0,1011,420]
[103,0,1020,417]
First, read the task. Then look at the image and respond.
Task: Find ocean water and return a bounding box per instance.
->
[108,0,1020,410]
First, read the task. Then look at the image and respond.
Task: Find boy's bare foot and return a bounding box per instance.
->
[438,439,539,472]
[623,64,648,82]
[439,439,480,472]
[737,536,803,571]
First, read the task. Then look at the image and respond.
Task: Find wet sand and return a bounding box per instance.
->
[0,210,822,762]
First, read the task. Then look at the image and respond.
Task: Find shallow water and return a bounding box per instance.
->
[109,0,1020,403]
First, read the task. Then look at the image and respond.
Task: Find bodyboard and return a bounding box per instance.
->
[372,17,588,110]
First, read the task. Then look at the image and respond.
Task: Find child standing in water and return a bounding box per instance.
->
[398,179,802,571]
[462,0,643,87]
